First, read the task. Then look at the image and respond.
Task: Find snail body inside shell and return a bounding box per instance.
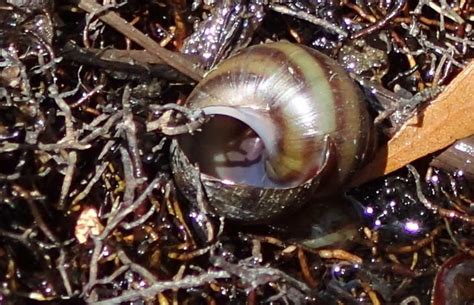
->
[178,113,282,188]
[172,41,374,222]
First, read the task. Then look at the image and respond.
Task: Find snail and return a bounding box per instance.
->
[431,254,474,305]
[171,41,374,222]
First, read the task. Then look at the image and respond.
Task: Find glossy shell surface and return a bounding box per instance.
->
[171,41,373,222]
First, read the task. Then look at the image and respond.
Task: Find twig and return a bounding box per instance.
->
[211,256,311,293]
[89,271,231,305]
[99,176,163,239]
[0,228,33,247]
[351,0,406,39]
[71,84,104,108]
[12,185,59,244]
[118,147,138,208]
[71,161,109,207]
[120,86,145,181]
[59,43,189,82]
[120,203,156,230]
[408,165,474,224]
[270,4,348,37]
[59,151,77,210]
[77,0,205,81]
[57,249,74,296]
[85,237,103,295]
[49,84,80,209]
[79,111,123,145]
[117,250,157,283]
[146,104,206,135]
[94,265,129,286]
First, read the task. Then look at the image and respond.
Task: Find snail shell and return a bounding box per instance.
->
[432,254,474,305]
[171,41,374,222]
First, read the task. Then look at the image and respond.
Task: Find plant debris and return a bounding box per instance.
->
[352,61,474,186]
[0,0,473,304]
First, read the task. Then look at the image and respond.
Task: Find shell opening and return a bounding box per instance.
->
[177,113,293,188]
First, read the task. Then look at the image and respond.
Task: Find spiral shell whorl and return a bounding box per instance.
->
[172,41,373,222]
[185,41,372,187]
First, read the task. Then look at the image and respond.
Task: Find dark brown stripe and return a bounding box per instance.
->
[186,42,369,186]
[249,46,315,183]
[309,47,370,185]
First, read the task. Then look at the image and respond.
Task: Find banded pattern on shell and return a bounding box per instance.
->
[171,41,374,222]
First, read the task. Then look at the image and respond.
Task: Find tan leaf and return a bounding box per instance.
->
[352,61,474,186]
[75,207,104,244]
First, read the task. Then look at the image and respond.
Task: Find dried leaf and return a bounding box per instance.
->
[352,61,474,186]
[75,207,104,244]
